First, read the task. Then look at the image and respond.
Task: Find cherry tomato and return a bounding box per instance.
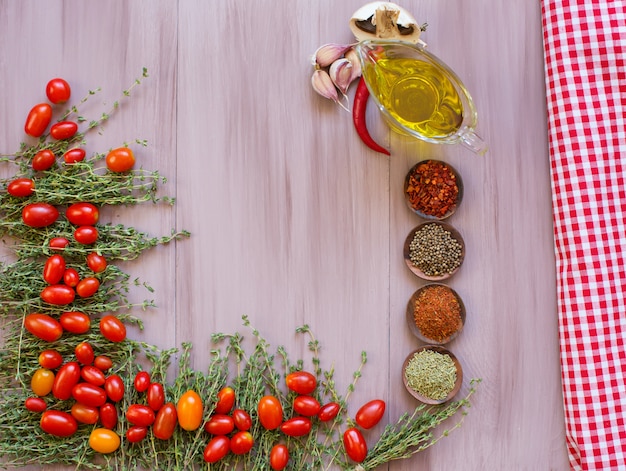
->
[74,225,98,245]
[52,361,81,400]
[72,383,107,408]
[43,254,66,284]
[134,371,151,392]
[25,397,47,413]
[49,236,69,252]
[38,349,63,369]
[126,404,155,427]
[126,425,148,443]
[215,386,236,414]
[63,268,80,287]
[203,435,230,463]
[317,402,340,422]
[63,148,86,164]
[286,371,317,395]
[46,78,71,104]
[270,444,289,471]
[59,311,90,334]
[24,313,63,342]
[66,202,99,226]
[204,414,235,435]
[31,368,55,396]
[86,252,107,273]
[147,382,165,411]
[104,374,125,402]
[41,284,75,305]
[99,403,118,429]
[355,399,386,429]
[230,431,254,455]
[76,276,100,298]
[343,427,368,463]
[32,149,56,171]
[71,403,99,424]
[257,395,283,430]
[7,178,34,197]
[153,402,178,440]
[81,365,106,386]
[94,355,113,372]
[50,121,78,140]
[280,416,312,437]
[232,408,252,431]
[99,315,126,342]
[106,147,135,173]
[22,202,59,227]
[293,395,321,417]
[40,410,77,437]
[75,341,95,365]
[89,428,120,454]
[25,103,52,137]
[176,390,203,431]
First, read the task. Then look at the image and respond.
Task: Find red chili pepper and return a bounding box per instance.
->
[352,76,390,156]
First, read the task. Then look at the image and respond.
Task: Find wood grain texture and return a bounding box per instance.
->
[0,0,570,470]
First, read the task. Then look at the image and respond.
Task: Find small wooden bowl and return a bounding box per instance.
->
[404,160,463,220]
[403,221,465,281]
[402,345,463,405]
[406,284,466,345]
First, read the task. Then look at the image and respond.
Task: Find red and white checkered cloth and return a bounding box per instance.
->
[542,1,626,469]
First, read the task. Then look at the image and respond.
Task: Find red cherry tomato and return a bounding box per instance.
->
[59,311,90,334]
[270,444,289,471]
[106,147,135,173]
[86,252,107,273]
[126,404,155,427]
[63,268,80,287]
[280,416,312,437]
[41,284,75,305]
[50,121,78,140]
[293,395,321,417]
[317,402,340,422]
[75,341,95,365]
[76,276,100,298]
[32,149,56,171]
[7,178,35,197]
[25,397,47,413]
[147,382,165,411]
[99,315,126,342]
[104,374,125,402]
[40,410,77,437]
[81,365,106,386]
[257,395,283,430]
[49,236,70,251]
[52,361,81,400]
[230,431,254,455]
[25,103,52,137]
[71,403,99,424]
[134,371,151,392]
[46,78,71,104]
[126,425,148,443]
[286,371,317,395]
[74,225,98,245]
[38,349,63,369]
[72,383,107,408]
[177,390,203,431]
[215,386,236,414]
[24,313,63,342]
[89,428,120,454]
[153,402,178,440]
[343,427,368,463]
[22,202,59,227]
[63,148,86,164]
[94,355,113,372]
[66,202,99,226]
[204,414,235,435]
[31,368,55,396]
[203,435,231,463]
[99,403,118,429]
[232,408,252,431]
[43,254,66,284]
[355,399,386,429]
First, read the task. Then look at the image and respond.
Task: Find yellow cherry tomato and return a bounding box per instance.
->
[31,368,55,397]
[88,428,120,454]
[177,390,203,431]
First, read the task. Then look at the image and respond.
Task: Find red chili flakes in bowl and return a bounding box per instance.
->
[405,160,461,219]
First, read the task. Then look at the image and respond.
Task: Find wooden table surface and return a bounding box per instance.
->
[0,1,571,470]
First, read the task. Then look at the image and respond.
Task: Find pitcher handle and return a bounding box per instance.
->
[460,131,488,155]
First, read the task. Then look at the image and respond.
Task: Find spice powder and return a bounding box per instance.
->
[413,285,462,343]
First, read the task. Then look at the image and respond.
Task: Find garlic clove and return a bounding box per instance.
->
[344,48,362,83]
[311,69,350,111]
[329,58,354,95]
[312,43,352,68]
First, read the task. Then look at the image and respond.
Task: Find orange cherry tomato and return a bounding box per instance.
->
[52,361,81,400]
[46,78,71,104]
[88,428,120,454]
[270,444,289,471]
[66,202,99,225]
[24,313,63,342]
[204,414,235,435]
[285,371,317,395]
[104,374,125,402]
[40,284,75,305]
[232,408,252,431]
[176,390,203,431]
[31,368,55,396]
[32,149,56,171]
[7,178,35,197]
[203,435,230,463]
[59,311,90,334]
[153,403,178,440]
[355,399,386,429]
[63,268,80,288]
[215,386,236,414]
[50,121,78,140]
[106,147,135,173]
[343,427,368,463]
[38,349,63,369]
[25,397,47,413]
[74,225,98,245]
[99,403,118,429]
[63,148,85,164]
[257,395,283,430]
[43,254,66,284]
[71,403,99,424]
[40,410,77,437]
[22,202,59,227]
[76,276,100,298]
[75,341,95,365]
[230,431,254,455]
[25,103,52,137]
[126,404,155,427]
[99,315,126,342]
[293,395,321,417]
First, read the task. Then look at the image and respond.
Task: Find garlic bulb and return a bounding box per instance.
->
[349,2,425,45]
